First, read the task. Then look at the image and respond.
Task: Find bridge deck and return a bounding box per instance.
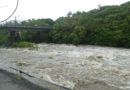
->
[0,26,53,31]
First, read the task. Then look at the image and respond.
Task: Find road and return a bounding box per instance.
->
[0,69,70,90]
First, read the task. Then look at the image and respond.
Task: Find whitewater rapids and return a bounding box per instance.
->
[0,43,130,90]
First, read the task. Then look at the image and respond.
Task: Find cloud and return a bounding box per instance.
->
[0,0,129,21]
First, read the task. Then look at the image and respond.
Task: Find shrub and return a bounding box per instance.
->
[10,42,33,48]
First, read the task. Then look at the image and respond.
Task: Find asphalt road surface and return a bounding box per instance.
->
[0,69,71,90]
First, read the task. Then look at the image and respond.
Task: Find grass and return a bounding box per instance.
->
[16,62,24,80]
[48,56,53,59]
[16,62,25,67]
[9,42,34,48]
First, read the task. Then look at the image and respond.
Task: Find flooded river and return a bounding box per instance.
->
[0,43,130,90]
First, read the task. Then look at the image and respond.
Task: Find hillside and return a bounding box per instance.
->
[0,1,130,48]
[51,1,130,47]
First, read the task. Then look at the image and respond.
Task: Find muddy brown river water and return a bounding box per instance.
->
[0,43,130,90]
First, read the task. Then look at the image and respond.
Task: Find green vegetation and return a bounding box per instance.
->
[51,1,130,47]
[16,62,25,66]
[48,56,53,59]
[0,31,9,45]
[9,42,34,48]
[0,1,130,48]
[16,62,24,80]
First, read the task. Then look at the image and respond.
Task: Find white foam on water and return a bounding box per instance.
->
[0,44,130,89]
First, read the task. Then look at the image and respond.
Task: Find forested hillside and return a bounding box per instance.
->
[0,1,130,47]
[51,1,130,47]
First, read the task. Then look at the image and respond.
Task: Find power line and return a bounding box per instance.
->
[0,0,19,23]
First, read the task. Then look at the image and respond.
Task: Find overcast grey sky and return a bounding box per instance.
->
[0,0,129,21]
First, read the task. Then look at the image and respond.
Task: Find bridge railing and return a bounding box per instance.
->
[0,26,53,31]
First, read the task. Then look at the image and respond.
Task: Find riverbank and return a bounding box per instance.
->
[0,43,130,90]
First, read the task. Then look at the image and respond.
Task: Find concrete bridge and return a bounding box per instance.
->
[0,26,53,44]
[0,26,53,31]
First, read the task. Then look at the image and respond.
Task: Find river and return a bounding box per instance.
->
[0,43,130,90]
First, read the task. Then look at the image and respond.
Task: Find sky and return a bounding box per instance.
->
[0,0,129,22]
